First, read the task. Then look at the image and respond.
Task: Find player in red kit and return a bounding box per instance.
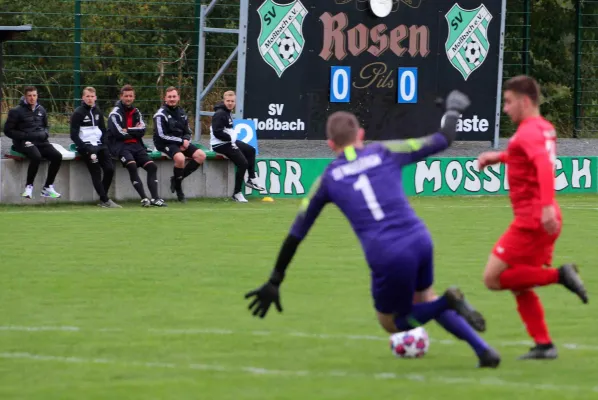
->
[477,75,588,360]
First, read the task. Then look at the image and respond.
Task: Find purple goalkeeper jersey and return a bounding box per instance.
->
[289,132,449,270]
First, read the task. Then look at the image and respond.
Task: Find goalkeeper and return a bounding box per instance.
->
[245,91,501,368]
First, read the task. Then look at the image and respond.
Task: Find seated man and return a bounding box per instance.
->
[153,86,206,203]
[210,90,265,203]
[70,86,121,208]
[108,84,166,207]
[3,86,62,199]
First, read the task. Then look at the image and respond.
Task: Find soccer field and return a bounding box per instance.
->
[0,195,596,399]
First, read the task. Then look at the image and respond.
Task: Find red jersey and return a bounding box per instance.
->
[500,116,559,229]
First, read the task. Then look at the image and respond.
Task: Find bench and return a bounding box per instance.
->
[1,140,235,204]
[5,143,79,161]
[5,141,227,161]
[66,143,226,161]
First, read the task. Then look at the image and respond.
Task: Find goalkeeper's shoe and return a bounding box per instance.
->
[444,287,486,333]
[478,348,501,368]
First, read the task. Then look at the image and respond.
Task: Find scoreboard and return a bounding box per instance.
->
[243,0,506,142]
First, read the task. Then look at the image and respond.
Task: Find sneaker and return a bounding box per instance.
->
[246,178,266,192]
[141,198,151,207]
[477,348,501,368]
[151,198,167,207]
[99,199,122,208]
[22,185,33,199]
[41,185,61,199]
[518,343,558,360]
[558,264,588,304]
[171,176,186,201]
[232,192,248,203]
[444,287,486,333]
[175,188,186,203]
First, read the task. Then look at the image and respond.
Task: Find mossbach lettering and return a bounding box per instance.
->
[252,118,305,131]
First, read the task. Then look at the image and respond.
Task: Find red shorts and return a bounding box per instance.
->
[492,223,561,268]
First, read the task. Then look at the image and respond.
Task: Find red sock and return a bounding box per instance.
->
[515,290,552,344]
[499,266,559,291]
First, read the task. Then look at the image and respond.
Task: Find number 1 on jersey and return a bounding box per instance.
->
[353,174,385,221]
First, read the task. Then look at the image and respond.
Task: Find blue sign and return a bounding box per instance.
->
[330,66,351,103]
[397,67,418,104]
[234,119,258,155]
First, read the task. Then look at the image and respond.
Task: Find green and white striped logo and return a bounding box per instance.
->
[445,4,492,81]
[257,0,308,78]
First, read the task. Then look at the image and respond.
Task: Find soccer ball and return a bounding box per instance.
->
[389,327,430,358]
[465,40,481,65]
[277,35,295,61]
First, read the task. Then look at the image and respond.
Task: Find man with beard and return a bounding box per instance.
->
[3,86,62,199]
[108,84,165,207]
[153,86,206,203]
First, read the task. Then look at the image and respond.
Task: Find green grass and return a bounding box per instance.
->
[0,195,596,399]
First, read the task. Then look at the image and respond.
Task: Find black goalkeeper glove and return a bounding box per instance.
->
[445,90,470,114]
[245,236,300,318]
[436,90,471,145]
[435,90,471,114]
[245,281,283,318]
[245,271,285,318]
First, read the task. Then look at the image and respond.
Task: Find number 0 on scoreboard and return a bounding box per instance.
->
[397,67,418,104]
[330,66,351,103]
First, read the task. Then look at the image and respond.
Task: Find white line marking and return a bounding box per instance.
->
[3,325,598,351]
[0,203,597,215]
[0,207,274,215]
[1,351,596,392]
[148,328,598,350]
[418,205,598,211]
[148,328,234,335]
[0,326,80,332]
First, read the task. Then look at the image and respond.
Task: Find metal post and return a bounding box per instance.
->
[235,0,249,120]
[0,42,4,203]
[493,0,508,149]
[193,0,245,138]
[74,0,82,104]
[192,0,201,122]
[522,0,530,75]
[193,0,201,50]
[194,5,207,141]
[0,42,4,129]
[573,0,582,137]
